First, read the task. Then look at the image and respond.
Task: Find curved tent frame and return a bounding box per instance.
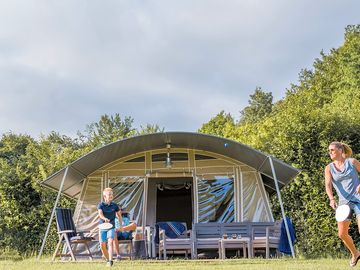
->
[41,132,299,198]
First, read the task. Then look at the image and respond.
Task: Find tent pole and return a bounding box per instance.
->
[142,176,148,233]
[269,157,295,258]
[37,166,69,260]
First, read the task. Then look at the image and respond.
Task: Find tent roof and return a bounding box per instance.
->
[41,132,300,198]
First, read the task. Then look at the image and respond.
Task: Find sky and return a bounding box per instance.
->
[0,0,359,139]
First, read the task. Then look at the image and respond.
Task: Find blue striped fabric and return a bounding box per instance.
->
[154,222,186,243]
[55,208,77,238]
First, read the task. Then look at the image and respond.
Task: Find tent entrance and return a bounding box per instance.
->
[155,177,193,229]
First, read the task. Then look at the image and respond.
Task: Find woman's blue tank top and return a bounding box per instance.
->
[330,158,360,202]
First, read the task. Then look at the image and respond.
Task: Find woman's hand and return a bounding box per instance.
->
[330,198,337,209]
[356,184,360,194]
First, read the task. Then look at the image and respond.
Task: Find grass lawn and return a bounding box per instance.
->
[0,258,353,270]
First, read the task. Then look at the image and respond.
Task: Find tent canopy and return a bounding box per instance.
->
[41,132,300,198]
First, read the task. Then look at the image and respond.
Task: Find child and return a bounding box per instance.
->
[97,187,122,267]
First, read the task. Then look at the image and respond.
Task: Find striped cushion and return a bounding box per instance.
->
[55,208,77,238]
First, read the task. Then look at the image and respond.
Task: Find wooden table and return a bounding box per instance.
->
[218,237,252,259]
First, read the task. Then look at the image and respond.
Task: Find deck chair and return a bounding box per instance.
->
[52,208,93,261]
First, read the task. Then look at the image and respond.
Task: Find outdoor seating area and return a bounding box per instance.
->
[147,221,283,259]
[51,217,284,261]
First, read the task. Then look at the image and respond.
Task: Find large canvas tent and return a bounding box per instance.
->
[39,132,300,258]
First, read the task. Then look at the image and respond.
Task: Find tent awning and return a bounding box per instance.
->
[41,132,300,198]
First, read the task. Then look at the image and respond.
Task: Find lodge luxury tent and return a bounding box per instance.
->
[39,132,300,258]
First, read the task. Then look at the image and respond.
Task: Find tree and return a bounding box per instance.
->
[136,124,165,135]
[239,87,273,124]
[198,111,235,137]
[200,24,360,257]
[78,114,136,148]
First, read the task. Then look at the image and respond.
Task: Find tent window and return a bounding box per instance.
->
[242,172,271,222]
[195,154,216,160]
[125,156,145,163]
[110,177,145,226]
[152,153,188,162]
[197,176,234,223]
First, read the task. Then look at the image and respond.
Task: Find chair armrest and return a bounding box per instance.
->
[159,229,166,241]
[76,230,91,237]
[58,230,75,234]
[144,226,152,240]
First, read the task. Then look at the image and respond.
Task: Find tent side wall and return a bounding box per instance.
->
[74,149,274,240]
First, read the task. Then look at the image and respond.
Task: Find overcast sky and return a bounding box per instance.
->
[0,0,359,138]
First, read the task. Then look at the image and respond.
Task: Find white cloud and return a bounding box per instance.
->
[0,0,359,137]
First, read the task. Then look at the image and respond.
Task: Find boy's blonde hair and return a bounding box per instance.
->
[103,187,113,196]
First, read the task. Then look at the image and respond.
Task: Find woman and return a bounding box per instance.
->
[325,142,360,267]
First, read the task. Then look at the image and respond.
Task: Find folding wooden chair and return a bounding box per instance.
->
[52,208,93,261]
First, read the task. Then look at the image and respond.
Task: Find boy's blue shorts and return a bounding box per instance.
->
[99,228,115,243]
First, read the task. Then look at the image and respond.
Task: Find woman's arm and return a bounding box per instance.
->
[351,159,360,193]
[325,165,337,209]
[352,158,360,173]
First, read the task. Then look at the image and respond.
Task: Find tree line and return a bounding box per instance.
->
[199,25,360,257]
[0,25,359,257]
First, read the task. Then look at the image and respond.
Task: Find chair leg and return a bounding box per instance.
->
[84,242,93,260]
[52,234,64,261]
[63,234,76,261]
[129,242,133,260]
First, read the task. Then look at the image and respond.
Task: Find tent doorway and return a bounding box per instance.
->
[155,177,193,229]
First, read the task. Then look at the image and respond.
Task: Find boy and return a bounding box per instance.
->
[98,187,122,267]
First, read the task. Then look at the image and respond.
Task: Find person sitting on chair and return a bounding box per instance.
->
[114,209,137,260]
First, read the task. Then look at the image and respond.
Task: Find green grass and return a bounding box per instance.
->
[0,258,354,270]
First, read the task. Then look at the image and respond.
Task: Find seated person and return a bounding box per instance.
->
[114,210,137,260]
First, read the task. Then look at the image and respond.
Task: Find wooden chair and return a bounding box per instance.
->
[116,234,133,259]
[193,222,222,258]
[114,214,136,259]
[52,208,93,261]
[158,222,194,259]
[251,221,281,258]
